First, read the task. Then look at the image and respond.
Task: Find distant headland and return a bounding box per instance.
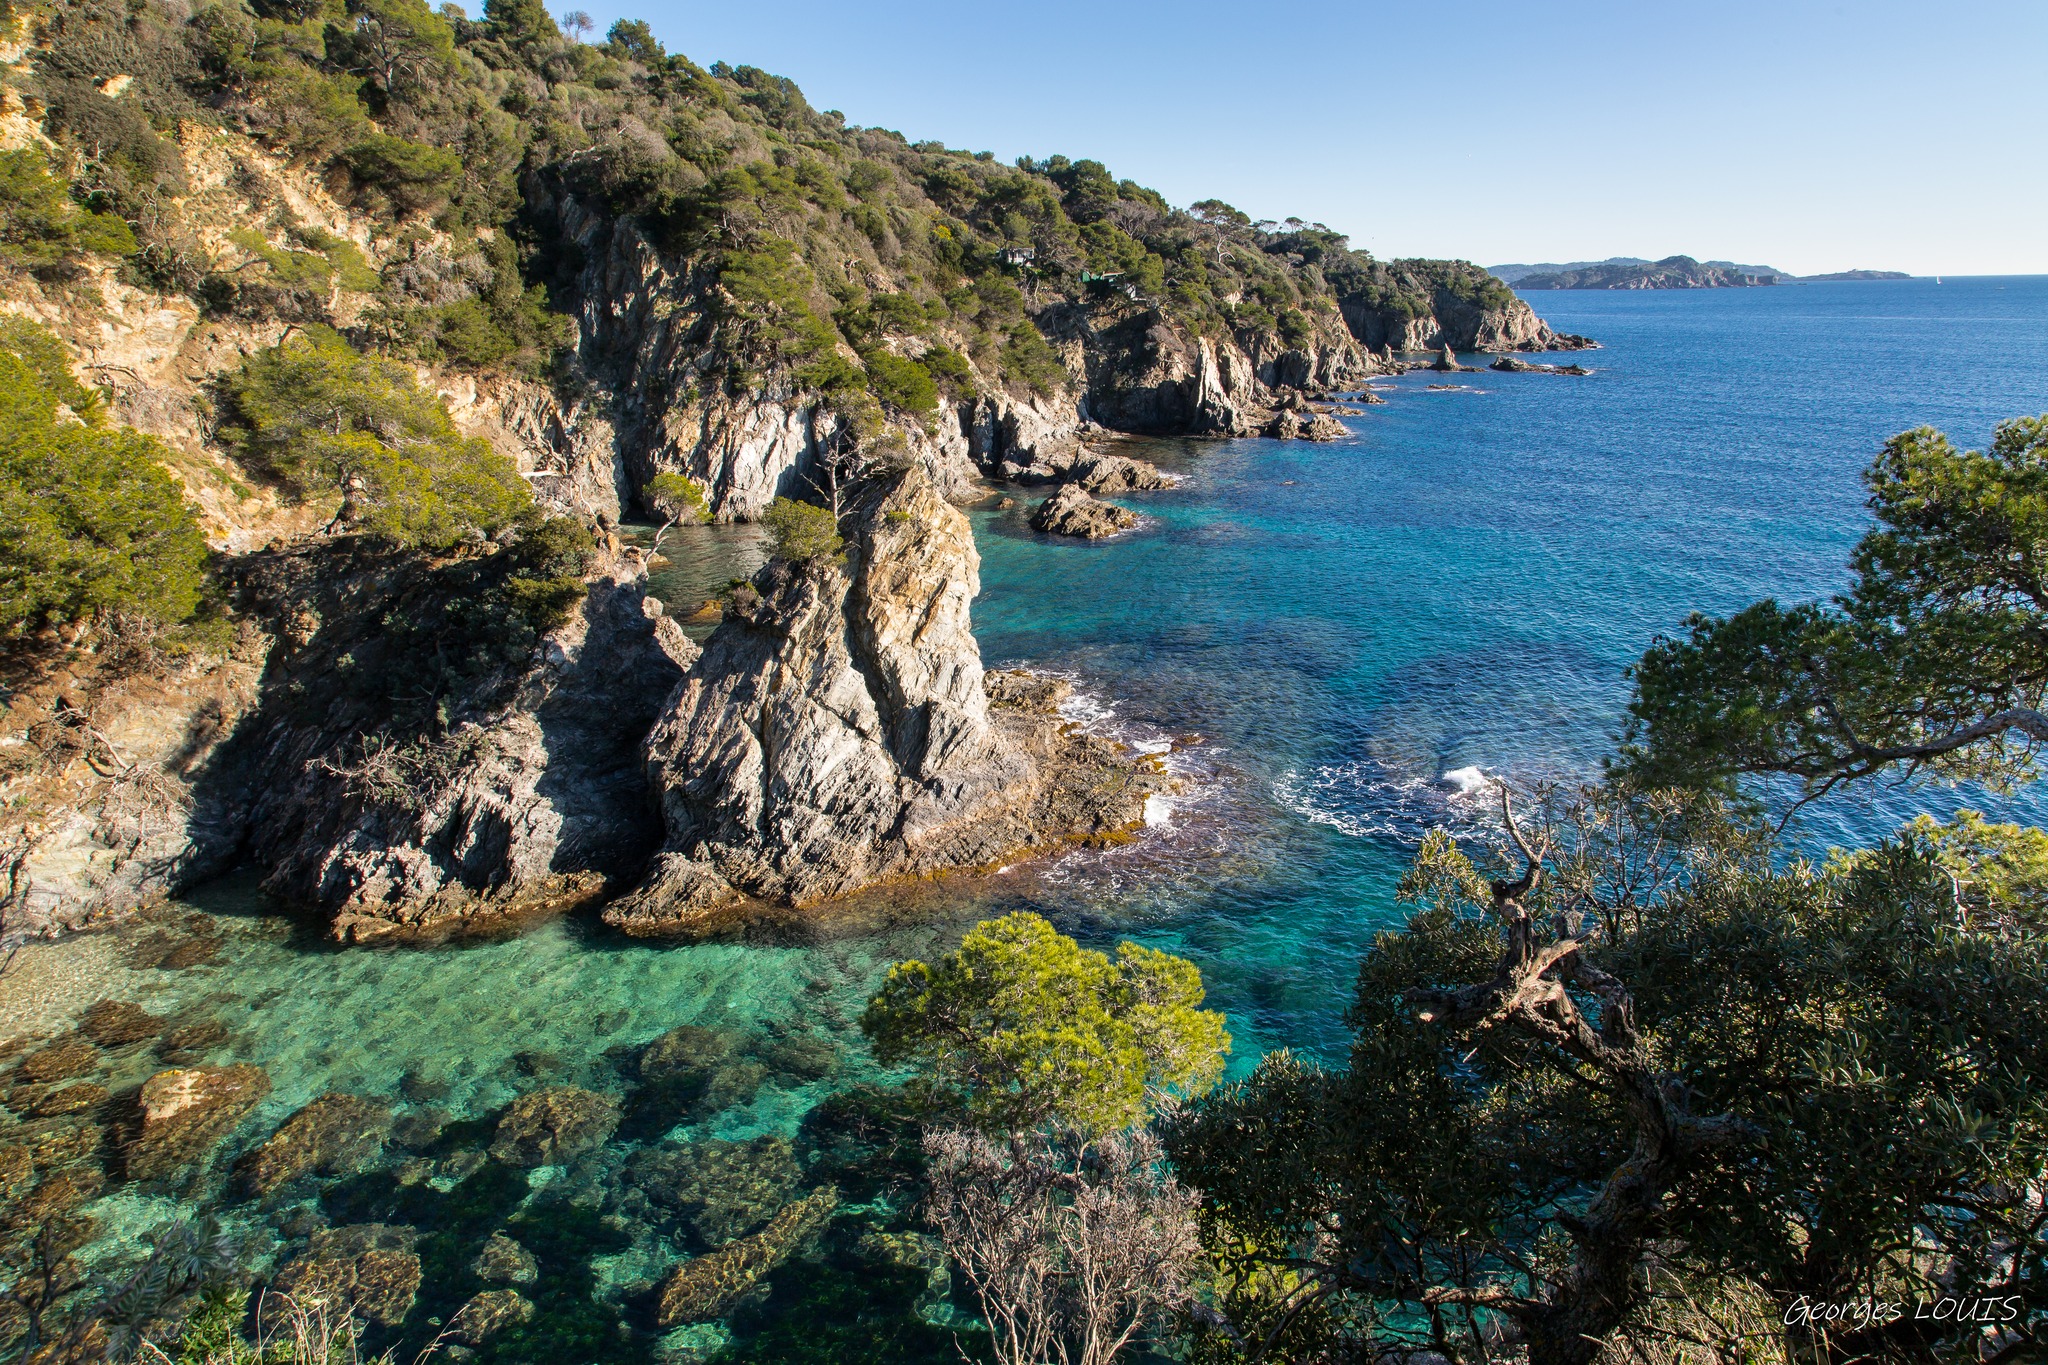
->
[1490,256,1912,289]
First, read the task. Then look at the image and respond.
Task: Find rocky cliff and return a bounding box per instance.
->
[225,550,692,943]
[604,469,1154,937]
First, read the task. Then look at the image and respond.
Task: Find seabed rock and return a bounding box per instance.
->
[17,1037,100,1084]
[78,1001,165,1049]
[489,1086,620,1166]
[450,1288,534,1344]
[125,1064,270,1181]
[653,1187,839,1327]
[472,1231,539,1285]
[272,1223,421,1326]
[240,1093,392,1195]
[632,1136,802,1247]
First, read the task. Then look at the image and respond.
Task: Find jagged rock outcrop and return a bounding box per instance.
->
[1264,410,1347,441]
[218,553,689,942]
[1033,484,1140,538]
[603,469,1157,936]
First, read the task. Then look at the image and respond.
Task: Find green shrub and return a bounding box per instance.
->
[0,328,207,632]
[219,325,531,547]
[0,148,136,267]
[761,497,842,565]
[645,470,709,526]
[343,133,463,218]
[999,322,1067,397]
[861,349,938,419]
[861,911,1230,1133]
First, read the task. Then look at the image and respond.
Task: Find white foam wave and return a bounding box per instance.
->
[1143,794,1174,828]
[1273,757,1503,844]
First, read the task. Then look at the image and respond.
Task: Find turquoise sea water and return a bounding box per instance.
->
[6,277,2047,1362]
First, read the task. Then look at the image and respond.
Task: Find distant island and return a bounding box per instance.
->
[1491,256,1911,289]
[1795,269,1914,282]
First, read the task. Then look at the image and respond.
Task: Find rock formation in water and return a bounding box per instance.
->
[1032,483,1142,537]
[604,469,1157,936]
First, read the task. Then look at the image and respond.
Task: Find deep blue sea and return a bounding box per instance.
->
[972,275,2048,1060]
[8,277,2047,1354]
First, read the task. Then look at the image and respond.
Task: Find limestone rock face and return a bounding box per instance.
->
[490,1086,620,1166]
[1032,485,1140,539]
[240,1093,392,1195]
[1340,288,1592,355]
[127,1064,270,1181]
[605,471,1155,935]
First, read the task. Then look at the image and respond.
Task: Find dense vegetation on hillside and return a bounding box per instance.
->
[23,0,1488,410]
[0,0,1534,647]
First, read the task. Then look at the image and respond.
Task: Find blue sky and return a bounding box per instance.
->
[556,0,2046,277]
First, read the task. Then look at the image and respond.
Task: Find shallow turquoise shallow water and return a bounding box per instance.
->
[5,277,2047,1361]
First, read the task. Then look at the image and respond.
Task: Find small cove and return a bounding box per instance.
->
[7,276,2048,1362]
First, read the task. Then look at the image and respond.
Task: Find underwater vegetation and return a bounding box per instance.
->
[0,900,995,1364]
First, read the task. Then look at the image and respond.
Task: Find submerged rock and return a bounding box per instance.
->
[272,1223,421,1326]
[29,1083,106,1118]
[653,1186,838,1327]
[240,1093,392,1195]
[471,1231,539,1285]
[489,1086,620,1166]
[126,1064,270,1181]
[156,1017,229,1065]
[450,1288,534,1344]
[632,1136,802,1247]
[16,1036,100,1084]
[1032,484,1139,539]
[635,1026,763,1123]
[78,1000,165,1049]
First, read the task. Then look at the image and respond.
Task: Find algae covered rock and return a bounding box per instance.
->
[126,1064,270,1180]
[471,1231,538,1285]
[653,1186,838,1327]
[450,1288,534,1344]
[240,1093,392,1194]
[272,1223,421,1326]
[635,1025,765,1123]
[489,1086,619,1166]
[78,1000,166,1048]
[29,1083,107,1118]
[632,1136,802,1246]
[17,1036,100,1084]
